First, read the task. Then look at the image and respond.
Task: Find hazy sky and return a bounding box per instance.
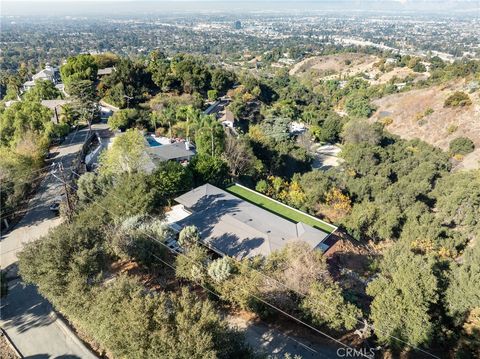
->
[2,0,477,17]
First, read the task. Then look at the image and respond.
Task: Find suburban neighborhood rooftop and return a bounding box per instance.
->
[147,141,196,161]
[174,184,334,259]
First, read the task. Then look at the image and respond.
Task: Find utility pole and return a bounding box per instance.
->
[58,162,73,221]
[124,95,133,108]
[211,127,214,156]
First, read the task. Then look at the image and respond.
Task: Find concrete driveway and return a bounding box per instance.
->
[1,125,104,359]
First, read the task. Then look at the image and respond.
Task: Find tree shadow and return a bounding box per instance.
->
[1,266,55,334]
[209,233,265,259]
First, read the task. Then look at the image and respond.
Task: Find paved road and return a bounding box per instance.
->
[1,126,92,266]
[1,125,103,359]
[1,271,97,359]
[227,315,353,359]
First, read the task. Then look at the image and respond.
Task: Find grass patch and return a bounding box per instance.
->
[226,184,336,234]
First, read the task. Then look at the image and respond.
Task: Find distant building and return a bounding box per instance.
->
[466,81,479,92]
[4,100,19,108]
[288,121,306,134]
[99,105,113,120]
[233,20,242,30]
[23,64,61,92]
[97,67,115,78]
[220,109,235,129]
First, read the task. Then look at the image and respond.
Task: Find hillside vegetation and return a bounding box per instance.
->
[371,80,480,170]
[290,52,429,85]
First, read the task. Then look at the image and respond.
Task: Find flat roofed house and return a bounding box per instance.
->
[147,141,196,162]
[174,184,331,259]
[142,140,197,173]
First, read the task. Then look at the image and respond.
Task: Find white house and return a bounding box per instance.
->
[220,109,235,129]
[22,64,61,92]
[289,121,306,134]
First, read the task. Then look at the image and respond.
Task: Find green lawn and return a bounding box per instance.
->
[226,184,336,234]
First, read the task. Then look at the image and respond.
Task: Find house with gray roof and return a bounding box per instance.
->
[141,140,196,173]
[97,67,115,77]
[147,141,196,162]
[174,184,331,259]
[41,99,73,124]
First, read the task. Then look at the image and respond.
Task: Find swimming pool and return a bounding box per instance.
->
[146,136,162,147]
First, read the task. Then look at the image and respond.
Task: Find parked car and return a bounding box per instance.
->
[51,136,65,146]
[49,196,64,214]
[49,202,61,213]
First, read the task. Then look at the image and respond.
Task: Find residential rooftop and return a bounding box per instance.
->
[174,184,333,259]
[147,141,196,162]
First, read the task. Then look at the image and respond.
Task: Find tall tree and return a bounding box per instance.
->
[69,80,98,129]
[193,115,225,157]
[366,245,438,348]
[445,243,480,324]
[60,54,98,93]
[99,129,147,175]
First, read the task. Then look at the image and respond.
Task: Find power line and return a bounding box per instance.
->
[52,171,366,358]
[145,252,331,359]
[67,168,440,358]
[0,164,51,185]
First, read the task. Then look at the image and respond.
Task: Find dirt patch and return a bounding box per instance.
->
[290,53,430,86]
[0,331,20,359]
[371,80,480,170]
[325,231,379,310]
[290,53,379,77]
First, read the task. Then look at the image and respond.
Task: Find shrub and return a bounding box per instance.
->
[424,108,434,116]
[449,137,475,155]
[447,124,458,134]
[444,92,472,107]
[207,89,218,101]
[345,95,376,118]
[255,179,268,193]
[415,108,434,122]
[380,117,393,126]
[107,109,138,131]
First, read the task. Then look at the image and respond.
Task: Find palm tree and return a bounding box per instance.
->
[184,106,201,139]
[154,107,176,139]
[59,104,77,126]
[194,114,224,156]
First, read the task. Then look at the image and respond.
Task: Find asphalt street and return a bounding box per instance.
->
[0,125,102,359]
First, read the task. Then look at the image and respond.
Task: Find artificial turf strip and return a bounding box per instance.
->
[226,184,336,234]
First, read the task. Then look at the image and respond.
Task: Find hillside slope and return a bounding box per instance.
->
[371,81,480,170]
[289,53,428,85]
